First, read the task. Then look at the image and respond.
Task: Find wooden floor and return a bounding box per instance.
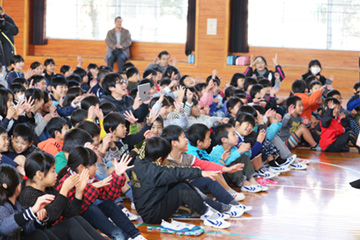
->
[123,149,360,240]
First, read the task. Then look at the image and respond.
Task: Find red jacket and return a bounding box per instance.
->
[320,109,345,150]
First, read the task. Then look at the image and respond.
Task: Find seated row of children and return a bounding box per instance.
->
[1,52,359,239]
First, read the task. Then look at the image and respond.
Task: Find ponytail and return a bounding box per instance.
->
[0,164,21,205]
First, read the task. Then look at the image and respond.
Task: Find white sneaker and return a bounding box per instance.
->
[161,219,199,232]
[280,154,297,168]
[290,159,307,170]
[228,189,245,201]
[224,205,244,218]
[241,184,262,193]
[257,170,278,179]
[237,204,253,212]
[269,166,290,174]
[122,207,139,221]
[203,218,231,229]
[258,184,268,192]
[129,235,147,240]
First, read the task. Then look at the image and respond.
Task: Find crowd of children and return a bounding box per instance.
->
[0,52,359,239]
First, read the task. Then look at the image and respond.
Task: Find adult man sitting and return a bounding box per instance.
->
[105,16,132,72]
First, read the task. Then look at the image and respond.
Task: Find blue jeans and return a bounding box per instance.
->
[191,177,234,212]
[107,49,127,72]
[82,200,140,240]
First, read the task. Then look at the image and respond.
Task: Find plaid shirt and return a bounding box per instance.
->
[56,170,126,214]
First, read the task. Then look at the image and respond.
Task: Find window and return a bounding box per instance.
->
[248,0,360,51]
[46,0,188,43]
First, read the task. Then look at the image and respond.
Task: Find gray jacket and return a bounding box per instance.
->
[104,27,132,61]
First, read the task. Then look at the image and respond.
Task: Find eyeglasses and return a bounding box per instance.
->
[116,79,127,85]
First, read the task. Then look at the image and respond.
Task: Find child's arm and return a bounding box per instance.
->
[320,101,335,128]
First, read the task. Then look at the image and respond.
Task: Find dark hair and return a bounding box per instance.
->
[230,73,246,87]
[291,80,307,94]
[143,69,156,79]
[160,125,184,145]
[353,82,360,92]
[122,62,135,72]
[100,102,117,117]
[0,165,21,205]
[214,123,233,144]
[308,59,322,69]
[144,137,171,163]
[327,89,341,98]
[25,152,55,181]
[30,61,41,70]
[0,88,13,118]
[46,117,68,138]
[50,76,67,88]
[254,56,267,65]
[25,88,44,102]
[138,78,155,88]
[252,105,265,115]
[0,126,6,135]
[153,116,164,127]
[114,16,122,22]
[102,73,121,95]
[258,79,271,88]
[309,80,322,90]
[80,95,100,111]
[103,112,126,133]
[87,63,98,71]
[13,123,34,143]
[77,121,100,138]
[226,97,242,112]
[244,77,257,92]
[66,80,81,89]
[187,124,209,147]
[325,97,340,106]
[73,68,87,80]
[159,78,171,87]
[235,112,255,127]
[60,65,71,74]
[98,69,110,81]
[13,78,27,86]
[206,76,220,86]
[194,82,207,93]
[70,109,88,127]
[66,74,82,83]
[9,83,25,94]
[238,105,257,118]
[43,91,49,104]
[44,58,55,67]
[57,146,97,180]
[126,67,139,79]
[305,75,317,89]
[163,66,179,79]
[286,96,302,108]
[158,51,170,59]
[223,86,235,102]
[250,84,263,99]
[62,128,93,153]
[10,55,24,65]
[29,75,46,86]
[149,96,170,109]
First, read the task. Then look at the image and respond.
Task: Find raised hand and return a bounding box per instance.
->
[114,154,133,176]
[176,85,185,102]
[146,108,160,125]
[23,97,35,113]
[132,93,142,110]
[256,129,267,143]
[6,105,16,120]
[288,104,296,116]
[274,72,280,81]
[31,194,55,214]
[272,53,278,66]
[249,55,254,67]
[201,170,221,181]
[265,109,276,118]
[172,58,177,67]
[212,69,218,79]
[339,112,346,119]
[61,174,80,196]
[77,56,84,66]
[87,105,96,120]
[205,79,214,92]
[143,130,153,140]
[123,110,138,124]
[92,175,112,188]
[76,169,89,194]
[327,100,335,109]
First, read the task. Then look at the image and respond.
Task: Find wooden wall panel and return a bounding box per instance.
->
[2,0,359,101]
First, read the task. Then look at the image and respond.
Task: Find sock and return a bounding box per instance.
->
[230,200,239,206]
[220,203,231,213]
[268,160,279,167]
[256,166,266,173]
[275,156,286,165]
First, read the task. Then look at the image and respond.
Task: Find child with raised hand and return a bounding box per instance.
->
[56,146,145,240]
[186,123,245,201]
[19,152,105,240]
[245,54,285,87]
[130,136,231,229]
[320,98,360,152]
[210,123,268,193]
[0,88,26,132]
[0,164,56,239]
[161,125,250,217]
[278,96,321,150]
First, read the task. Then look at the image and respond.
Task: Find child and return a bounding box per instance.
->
[30,61,43,75]
[19,152,106,239]
[278,96,321,150]
[60,64,73,77]
[149,116,164,137]
[130,136,231,228]
[301,59,333,86]
[244,77,257,100]
[56,146,145,240]
[43,58,56,86]
[0,126,25,173]
[161,125,249,216]
[50,76,68,106]
[9,83,25,104]
[230,72,246,89]
[210,123,268,192]
[0,88,24,132]
[226,97,243,118]
[292,79,326,122]
[346,82,360,126]
[38,117,69,156]
[320,98,360,152]
[5,55,25,86]
[29,75,47,91]
[0,164,56,239]
[186,123,245,201]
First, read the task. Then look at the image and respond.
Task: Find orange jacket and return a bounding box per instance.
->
[294,90,322,121]
[38,138,63,156]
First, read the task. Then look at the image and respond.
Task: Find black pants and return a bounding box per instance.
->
[145,182,207,224]
[223,154,255,187]
[325,131,359,152]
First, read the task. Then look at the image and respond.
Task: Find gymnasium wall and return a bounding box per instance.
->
[2,0,359,99]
